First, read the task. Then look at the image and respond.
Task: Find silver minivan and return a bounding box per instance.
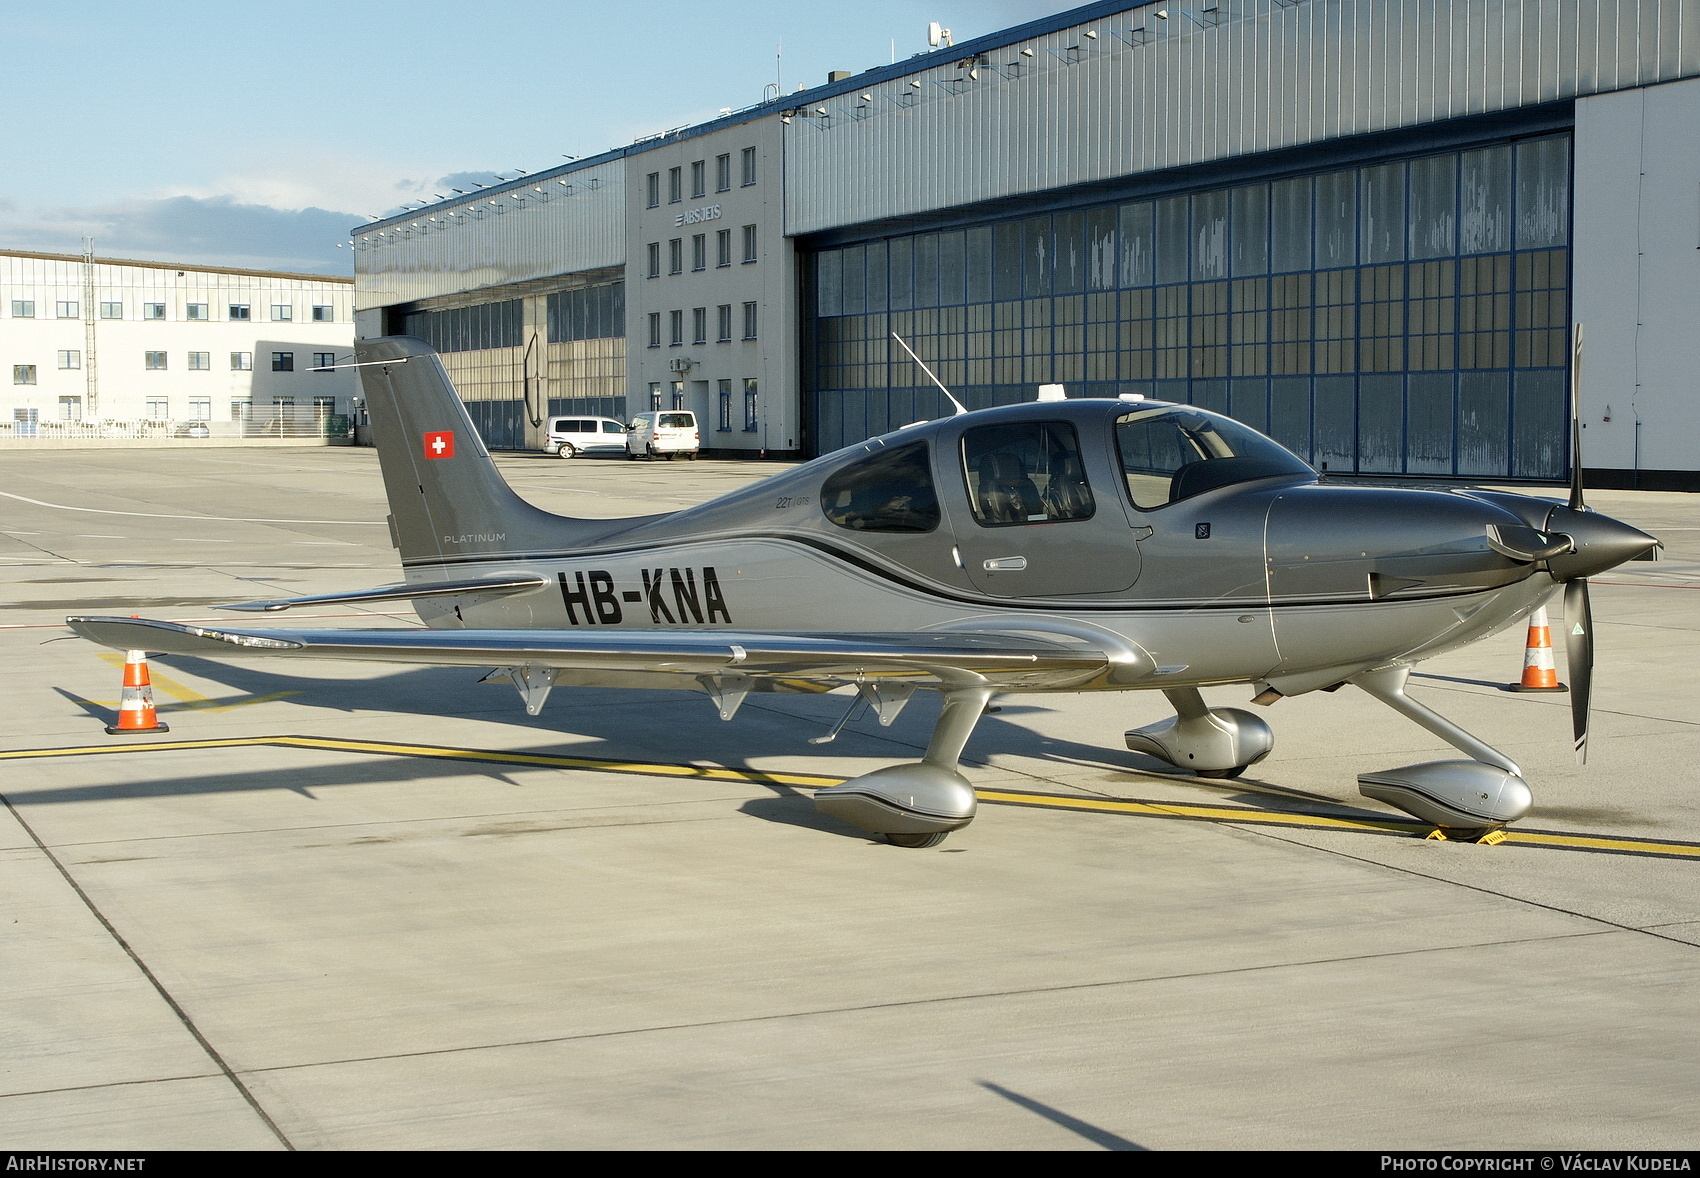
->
[543,416,628,458]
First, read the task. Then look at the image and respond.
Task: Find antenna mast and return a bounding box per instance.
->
[81,237,99,421]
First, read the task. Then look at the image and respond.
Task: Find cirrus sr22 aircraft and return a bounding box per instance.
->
[70,336,1659,847]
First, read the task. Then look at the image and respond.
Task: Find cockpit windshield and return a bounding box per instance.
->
[1115,406,1313,510]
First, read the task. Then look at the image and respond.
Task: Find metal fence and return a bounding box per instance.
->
[3,409,351,441]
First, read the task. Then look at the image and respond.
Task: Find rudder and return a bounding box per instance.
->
[354,336,627,566]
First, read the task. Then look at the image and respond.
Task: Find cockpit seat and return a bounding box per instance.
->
[977,452,1044,523]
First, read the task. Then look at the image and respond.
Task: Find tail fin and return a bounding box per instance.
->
[355,336,637,567]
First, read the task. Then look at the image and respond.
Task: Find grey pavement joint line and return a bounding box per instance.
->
[242,928,1616,1077]
[0,791,296,1150]
[1231,822,1700,949]
[0,1072,220,1102]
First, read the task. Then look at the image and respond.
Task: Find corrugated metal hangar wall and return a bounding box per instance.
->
[353,0,1700,484]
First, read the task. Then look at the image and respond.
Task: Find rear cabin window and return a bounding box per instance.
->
[554,420,592,433]
[821,440,940,533]
[961,421,1095,527]
[659,413,694,428]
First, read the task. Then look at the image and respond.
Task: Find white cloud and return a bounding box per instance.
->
[0,195,359,274]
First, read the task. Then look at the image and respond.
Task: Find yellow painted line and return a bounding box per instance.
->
[975,789,1425,835]
[0,734,1696,861]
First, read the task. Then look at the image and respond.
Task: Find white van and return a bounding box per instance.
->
[543,416,628,458]
[625,411,700,460]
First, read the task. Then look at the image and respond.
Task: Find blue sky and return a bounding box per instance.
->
[1,0,1078,274]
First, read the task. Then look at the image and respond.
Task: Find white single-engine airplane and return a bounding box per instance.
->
[70,335,1658,847]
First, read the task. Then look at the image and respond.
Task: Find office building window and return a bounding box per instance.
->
[11,300,34,318]
[228,303,250,320]
[271,304,292,322]
[313,352,335,371]
[271,351,294,372]
[187,351,210,370]
[692,307,707,344]
[13,364,37,385]
[189,399,211,420]
[716,228,732,267]
[668,238,683,274]
[144,351,167,370]
[144,303,166,319]
[57,350,81,369]
[741,147,756,186]
[648,312,662,348]
[646,172,660,208]
[272,396,295,410]
[313,396,335,418]
[717,304,732,342]
[58,397,82,421]
[743,377,759,431]
[231,399,251,420]
[742,224,758,263]
[691,234,706,271]
[715,154,731,193]
[717,379,733,431]
[648,381,662,410]
[668,310,683,346]
[186,303,208,320]
[742,301,758,340]
[670,380,685,409]
[56,301,78,319]
[312,305,333,322]
[690,160,706,199]
[146,399,169,419]
[647,242,660,277]
[668,166,682,203]
[231,351,253,371]
[100,302,122,319]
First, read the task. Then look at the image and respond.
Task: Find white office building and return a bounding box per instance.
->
[2,249,356,439]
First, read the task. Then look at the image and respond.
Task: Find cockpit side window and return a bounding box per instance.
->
[820,440,941,533]
[961,421,1095,527]
[1115,407,1312,509]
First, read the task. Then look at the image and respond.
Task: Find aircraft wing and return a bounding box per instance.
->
[64,616,1110,692]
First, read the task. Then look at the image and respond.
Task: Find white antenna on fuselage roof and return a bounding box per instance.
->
[890,331,968,416]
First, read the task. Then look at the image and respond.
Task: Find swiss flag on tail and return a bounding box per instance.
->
[423,431,454,459]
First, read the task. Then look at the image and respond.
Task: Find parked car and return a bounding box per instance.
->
[174,422,211,438]
[625,411,700,460]
[543,416,629,458]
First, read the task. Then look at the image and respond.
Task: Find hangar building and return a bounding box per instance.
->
[353,0,1700,488]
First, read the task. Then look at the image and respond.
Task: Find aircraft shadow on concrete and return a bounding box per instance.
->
[44,655,1400,827]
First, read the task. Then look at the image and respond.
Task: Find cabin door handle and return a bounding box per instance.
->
[982,556,1027,572]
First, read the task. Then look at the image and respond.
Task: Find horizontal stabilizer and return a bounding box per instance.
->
[65,616,1109,691]
[217,574,549,612]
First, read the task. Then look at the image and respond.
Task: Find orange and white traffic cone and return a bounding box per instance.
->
[105,649,170,734]
[1507,605,1568,693]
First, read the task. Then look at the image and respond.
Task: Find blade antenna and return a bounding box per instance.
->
[1569,323,1586,512]
[890,331,968,416]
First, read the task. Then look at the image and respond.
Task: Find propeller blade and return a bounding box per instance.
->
[1569,323,1586,512]
[1564,578,1594,764]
